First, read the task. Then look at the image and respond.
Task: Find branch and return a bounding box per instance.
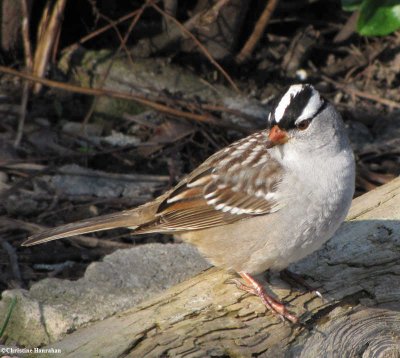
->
[45,177,400,356]
[0,65,251,131]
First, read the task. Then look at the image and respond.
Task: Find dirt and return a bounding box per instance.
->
[0,0,399,297]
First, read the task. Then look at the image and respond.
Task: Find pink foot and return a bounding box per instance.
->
[233,272,299,324]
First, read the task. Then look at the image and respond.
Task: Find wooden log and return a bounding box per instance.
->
[44,177,400,357]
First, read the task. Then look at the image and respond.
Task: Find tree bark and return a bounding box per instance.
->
[44,177,400,357]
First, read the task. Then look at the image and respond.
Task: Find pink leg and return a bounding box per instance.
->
[234,272,299,324]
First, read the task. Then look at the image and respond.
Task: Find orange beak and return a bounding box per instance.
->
[268,125,288,144]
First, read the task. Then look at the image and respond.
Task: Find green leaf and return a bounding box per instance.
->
[341,0,363,11]
[358,0,400,36]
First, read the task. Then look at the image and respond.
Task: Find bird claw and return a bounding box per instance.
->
[227,278,258,295]
[232,272,299,324]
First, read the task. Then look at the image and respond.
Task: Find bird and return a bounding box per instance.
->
[22,84,355,323]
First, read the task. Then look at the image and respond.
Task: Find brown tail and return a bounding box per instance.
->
[22,207,154,246]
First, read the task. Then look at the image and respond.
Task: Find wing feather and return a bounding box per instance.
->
[23,130,285,245]
[136,131,284,233]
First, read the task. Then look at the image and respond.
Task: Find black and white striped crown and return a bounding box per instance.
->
[268,84,325,130]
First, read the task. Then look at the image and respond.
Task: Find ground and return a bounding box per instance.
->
[0,0,399,304]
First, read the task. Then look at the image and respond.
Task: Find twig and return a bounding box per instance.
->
[14,79,30,147]
[150,2,240,93]
[32,0,67,93]
[36,0,51,42]
[20,0,33,69]
[82,1,148,127]
[87,0,138,64]
[0,163,54,201]
[57,167,169,182]
[0,239,22,287]
[63,10,141,53]
[2,163,170,182]
[236,0,279,64]
[1,136,223,168]
[322,75,400,109]
[0,65,250,131]
[14,0,33,147]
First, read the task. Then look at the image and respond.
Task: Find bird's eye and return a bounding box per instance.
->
[296,119,311,131]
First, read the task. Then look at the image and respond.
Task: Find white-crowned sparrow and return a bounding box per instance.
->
[23,84,355,323]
